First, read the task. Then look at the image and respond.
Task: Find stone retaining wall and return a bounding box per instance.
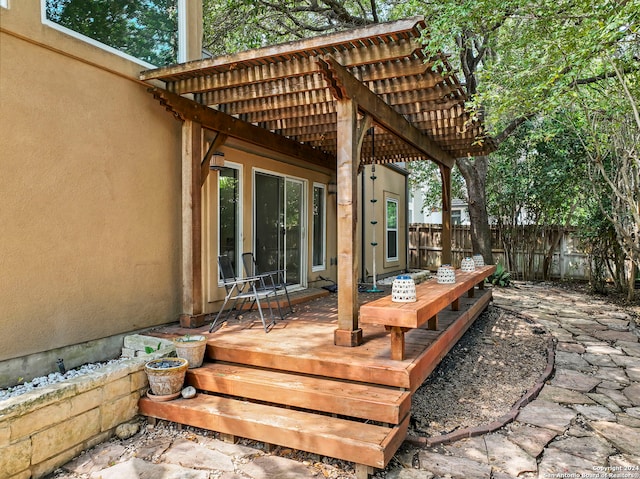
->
[0,357,149,479]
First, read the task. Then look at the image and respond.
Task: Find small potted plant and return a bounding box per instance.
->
[173,334,207,368]
[144,357,189,400]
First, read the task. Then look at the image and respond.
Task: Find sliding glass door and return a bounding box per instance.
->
[254,172,305,287]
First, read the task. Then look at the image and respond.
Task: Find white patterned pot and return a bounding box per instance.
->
[460,257,476,272]
[392,275,417,302]
[472,254,485,268]
[436,265,456,284]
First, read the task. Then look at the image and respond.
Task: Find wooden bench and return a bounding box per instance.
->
[359,265,496,360]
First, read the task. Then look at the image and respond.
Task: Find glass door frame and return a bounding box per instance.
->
[252,168,308,290]
[217,161,243,284]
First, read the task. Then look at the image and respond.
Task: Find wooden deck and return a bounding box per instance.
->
[139,283,493,476]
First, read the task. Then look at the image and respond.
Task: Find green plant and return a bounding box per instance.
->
[488,262,512,287]
[144,342,162,355]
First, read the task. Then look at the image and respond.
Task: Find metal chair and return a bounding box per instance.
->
[209,255,276,333]
[242,252,293,319]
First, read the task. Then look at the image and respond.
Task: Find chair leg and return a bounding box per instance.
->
[210,294,233,332]
[251,284,275,333]
[282,285,293,314]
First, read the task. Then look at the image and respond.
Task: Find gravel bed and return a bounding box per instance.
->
[408,304,549,437]
[0,358,129,401]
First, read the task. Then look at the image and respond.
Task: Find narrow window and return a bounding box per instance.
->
[312,184,326,271]
[43,0,180,66]
[386,198,398,262]
[219,166,240,273]
[452,210,462,225]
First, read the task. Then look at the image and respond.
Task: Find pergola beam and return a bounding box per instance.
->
[317,56,455,169]
[149,87,335,171]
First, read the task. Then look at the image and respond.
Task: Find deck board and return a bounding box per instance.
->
[139,394,409,469]
[187,362,411,424]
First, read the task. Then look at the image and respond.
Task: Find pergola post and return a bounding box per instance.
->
[440,164,452,265]
[334,98,363,347]
[180,119,203,325]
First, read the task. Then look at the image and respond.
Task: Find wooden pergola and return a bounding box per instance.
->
[140,16,494,346]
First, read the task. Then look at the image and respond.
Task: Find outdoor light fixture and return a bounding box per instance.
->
[209,151,225,171]
[327,181,337,195]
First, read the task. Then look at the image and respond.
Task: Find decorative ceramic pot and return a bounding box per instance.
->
[472,254,485,268]
[144,357,188,396]
[173,334,207,368]
[460,257,476,272]
[437,265,456,284]
[392,275,417,302]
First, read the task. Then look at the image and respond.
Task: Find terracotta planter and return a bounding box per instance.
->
[144,358,188,396]
[173,335,207,368]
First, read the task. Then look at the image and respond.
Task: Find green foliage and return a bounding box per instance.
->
[202,0,387,55]
[488,262,512,287]
[144,342,162,355]
[487,113,590,228]
[408,161,467,213]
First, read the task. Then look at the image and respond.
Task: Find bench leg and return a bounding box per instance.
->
[451,298,460,311]
[386,326,409,360]
[478,280,485,290]
[468,287,475,298]
[355,464,373,479]
[427,314,438,330]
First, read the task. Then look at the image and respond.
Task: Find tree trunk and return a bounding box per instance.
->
[457,156,493,264]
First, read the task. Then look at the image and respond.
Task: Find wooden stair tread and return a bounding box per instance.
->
[187,362,410,424]
[207,338,411,388]
[139,393,408,468]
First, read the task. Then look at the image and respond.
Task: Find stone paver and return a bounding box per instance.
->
[47,284,640,479]
[590,421,640,456]
[238,455,320,479]
[573,404,617,421]
[88,458,210,479]
[555,351,592,371]
[516,400,577,432]
[417,451,491,479]
[623,383,640,406]
[484,433,537,477]
[537,448,601,478]
[161,438,235,472]
[537,385,595,405]
[547,436,615,464]
[550,369,601,392]
[506,423,557,458]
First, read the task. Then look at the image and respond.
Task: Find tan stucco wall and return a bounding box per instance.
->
[0,1,204,361]
[360,164,408,281]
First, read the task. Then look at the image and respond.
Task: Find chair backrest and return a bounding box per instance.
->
[218,255,238,284]
[242,252,258,277]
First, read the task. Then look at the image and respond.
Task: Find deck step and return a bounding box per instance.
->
[186,362,411,424]
[186,362,410,424]
[139,394,409,469]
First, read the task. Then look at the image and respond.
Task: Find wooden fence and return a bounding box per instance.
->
[409,224,591,281]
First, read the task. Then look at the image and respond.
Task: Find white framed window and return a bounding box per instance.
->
[218,163,242,279]
[312,183,326,271]
[1,0,9,9]
[385,197,399,262]
[41,0,185,67]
